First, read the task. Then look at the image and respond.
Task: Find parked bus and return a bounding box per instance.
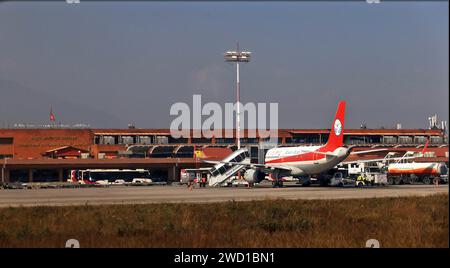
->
[69,169,152,185]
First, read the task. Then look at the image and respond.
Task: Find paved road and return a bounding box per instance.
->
[0,184,448,207]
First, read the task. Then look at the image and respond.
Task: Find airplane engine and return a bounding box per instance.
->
[244,169,266,184]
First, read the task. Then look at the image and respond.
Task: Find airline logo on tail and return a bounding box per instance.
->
[323,100,346,151]
[334,119,342,136]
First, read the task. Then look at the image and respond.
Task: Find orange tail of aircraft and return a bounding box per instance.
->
[421,138,430,155]
[323,100,346,151]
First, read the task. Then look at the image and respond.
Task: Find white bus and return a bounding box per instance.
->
[69,169,152,185]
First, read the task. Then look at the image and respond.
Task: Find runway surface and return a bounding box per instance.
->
[0,184,448,207]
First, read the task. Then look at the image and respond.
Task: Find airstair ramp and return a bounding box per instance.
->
[208,148,250,187]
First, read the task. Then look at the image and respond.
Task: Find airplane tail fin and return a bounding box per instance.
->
[421,138,429,156]
[323,101,346,151]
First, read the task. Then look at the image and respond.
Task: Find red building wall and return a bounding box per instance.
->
[1,128,448,160]
[0,129,93,159]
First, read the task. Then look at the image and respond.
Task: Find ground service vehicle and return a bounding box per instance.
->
[387,162,448,185]
[362,167,388,186]
[329,172,356,187]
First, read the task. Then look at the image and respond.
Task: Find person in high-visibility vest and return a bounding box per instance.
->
[356,174,366,187]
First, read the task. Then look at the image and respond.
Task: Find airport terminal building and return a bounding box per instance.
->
[0,127,448,183]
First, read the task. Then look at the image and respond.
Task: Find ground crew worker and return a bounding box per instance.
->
[356,174,365,187]
[188,178,194,191]
[433,177,439,187]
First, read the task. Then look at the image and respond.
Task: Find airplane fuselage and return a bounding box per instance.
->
[264,146,350,177]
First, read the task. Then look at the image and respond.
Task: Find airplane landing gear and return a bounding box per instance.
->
[272,179,283,188]
[272,170,284,188]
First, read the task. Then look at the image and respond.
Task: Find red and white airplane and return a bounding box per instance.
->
[206,100,387,186]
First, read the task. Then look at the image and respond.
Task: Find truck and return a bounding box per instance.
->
[330,167,387,187]
[386,162,448,185]
[356,167,388,187]
[343,154,448,185]
[179,168,211,186]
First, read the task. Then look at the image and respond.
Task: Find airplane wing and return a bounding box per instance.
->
[342,156,418,165]
[201,160,293,172]
[350,148,388,155]
[184,168,213,172]
[313,151,339,157]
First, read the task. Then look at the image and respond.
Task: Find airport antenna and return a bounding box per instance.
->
[224,42,251,150]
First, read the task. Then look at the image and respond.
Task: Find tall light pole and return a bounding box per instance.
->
[224,43,251,149]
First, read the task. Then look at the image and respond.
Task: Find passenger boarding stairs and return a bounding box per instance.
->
[208,148,250,187]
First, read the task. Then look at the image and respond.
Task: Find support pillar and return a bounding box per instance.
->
[1,168,10,183]
[4,169,9,183]
[167,166,179,183]
[58,169,64,182]
[28,169,34,183]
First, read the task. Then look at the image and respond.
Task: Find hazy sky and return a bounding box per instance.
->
[0,1,448,129]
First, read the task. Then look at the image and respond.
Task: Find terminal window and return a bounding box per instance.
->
[0,137,13,145]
